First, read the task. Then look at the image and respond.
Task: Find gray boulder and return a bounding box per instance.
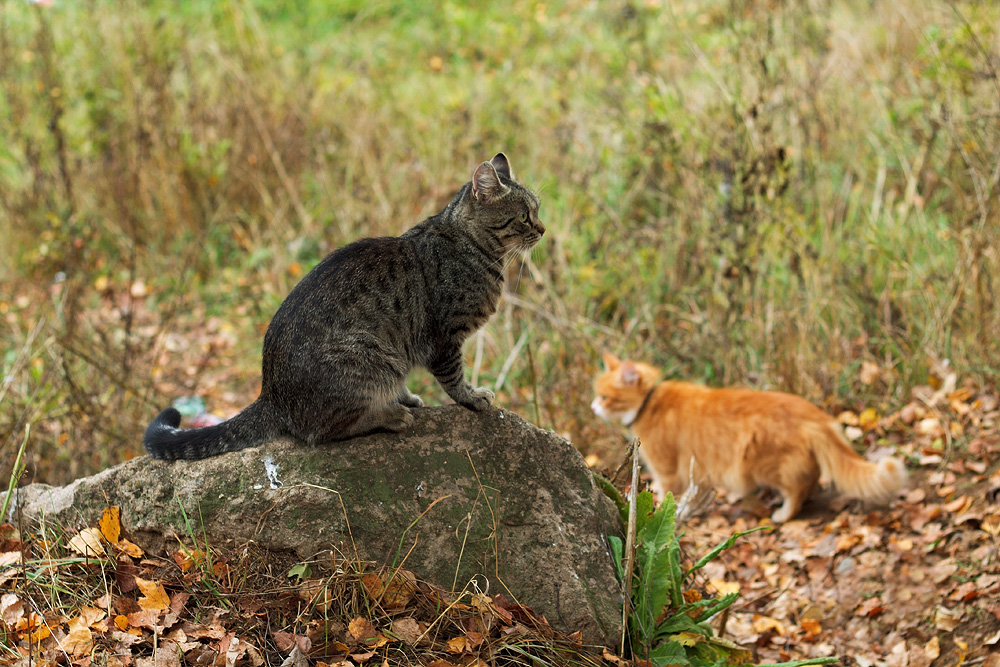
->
[5,405,623,643]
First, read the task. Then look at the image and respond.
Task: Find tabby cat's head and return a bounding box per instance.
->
[591,353,660,425]
[460,153,544,255]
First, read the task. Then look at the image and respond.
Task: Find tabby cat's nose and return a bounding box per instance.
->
[537,221,546,235]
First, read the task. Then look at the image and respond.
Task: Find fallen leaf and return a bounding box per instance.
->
[115,538,145,558]
[944,496,972,514]
[99,506,121,543]
[67,527,106,557]
[982,514,1000,537]
[135,577,171,612]
[924,636,940,660]
[855,597,885,618]
[800,618,822,640]
[62,614,94,656]
[0,551,23,586]
[348,616,376,642]
[860,362,880,385]
[934,605,961,631]
[1,593,24,626]
[446,636,466,654]
[390,617,422,645]
[752,614,786,634]
[279,644,309,667]
[859,407,879,431]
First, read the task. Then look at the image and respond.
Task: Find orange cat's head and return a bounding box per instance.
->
[591,353,661,425]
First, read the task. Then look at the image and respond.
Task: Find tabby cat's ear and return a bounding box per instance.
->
[601,353,621,370]
[472,161,508,201]
[620,362,641,386]
[490,153,513,181]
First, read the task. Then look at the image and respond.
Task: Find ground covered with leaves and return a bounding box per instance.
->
[2,371,998,666]
[678,374,1000,666]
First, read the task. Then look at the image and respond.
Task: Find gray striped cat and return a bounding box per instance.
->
[145,153,543,460]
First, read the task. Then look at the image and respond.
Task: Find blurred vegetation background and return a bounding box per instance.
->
[1,0,998,486]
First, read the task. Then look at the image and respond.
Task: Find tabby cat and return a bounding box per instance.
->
[145,153,543,460]
[591,354,907,522]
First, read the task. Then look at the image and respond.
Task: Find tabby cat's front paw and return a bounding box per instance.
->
[461,386,495,412]
[397,388,424,408]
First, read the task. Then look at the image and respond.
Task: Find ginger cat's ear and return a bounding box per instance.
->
[601,353,621,371]
[620,361,641,386]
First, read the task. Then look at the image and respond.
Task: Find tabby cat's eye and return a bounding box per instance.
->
[519,211,528,222]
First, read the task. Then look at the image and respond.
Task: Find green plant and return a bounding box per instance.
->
[604,486,835,667]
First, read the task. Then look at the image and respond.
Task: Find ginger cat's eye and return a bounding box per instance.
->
[519,211,528,222]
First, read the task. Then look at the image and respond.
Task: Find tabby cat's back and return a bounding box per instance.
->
[145,153,543,460]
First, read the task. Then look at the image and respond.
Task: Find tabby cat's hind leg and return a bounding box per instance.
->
[341,401,415,438]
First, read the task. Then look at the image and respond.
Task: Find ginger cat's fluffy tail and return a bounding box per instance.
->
[807,422,908,500]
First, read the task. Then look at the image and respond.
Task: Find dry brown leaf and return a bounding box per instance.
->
[390,617,422,645]
[135,577,171,612]
[933,605,960,631]
[99,506,121,544]
[0,551,23,586]
[1,593,24,627]
[67,526,106,557]
[128,609,161,630]
[982,514,1000,537]
[78,605,108,631]
[855,597,885,618]
[347,616,376,642]
[446,636,466,654]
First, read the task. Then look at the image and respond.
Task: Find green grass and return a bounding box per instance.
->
[1,0,999,483]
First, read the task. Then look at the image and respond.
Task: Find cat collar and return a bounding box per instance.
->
[625,382,661,428]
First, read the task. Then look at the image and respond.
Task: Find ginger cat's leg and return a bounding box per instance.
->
[770,457,821,522]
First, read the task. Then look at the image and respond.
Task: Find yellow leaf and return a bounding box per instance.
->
[114,615,130,631]
[671,631,704,647]
[924,636,940,660]
[752,614,786,635]
[78,606,107,631]
[446,636,466,654]
[859,408,879,432]
[62,615,93,655]
[67,527,106,557]
[135,577,171,612]
[99,506,121,544]
[115,538,145,558]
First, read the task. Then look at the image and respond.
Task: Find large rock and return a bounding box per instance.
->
[5,405,623,643]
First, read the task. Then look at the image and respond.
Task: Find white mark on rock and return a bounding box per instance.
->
[263,455,283,489]
[416,481,425,498]
[498,411,504,419]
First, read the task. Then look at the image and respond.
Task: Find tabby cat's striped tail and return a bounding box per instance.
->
[143,400,282,460]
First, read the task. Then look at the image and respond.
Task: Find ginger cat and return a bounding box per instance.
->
[591,354,908,522]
